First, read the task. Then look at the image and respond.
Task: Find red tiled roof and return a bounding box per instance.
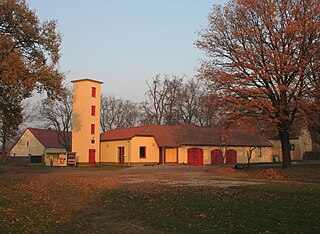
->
[100,125,273,147]
[28,128,71,148]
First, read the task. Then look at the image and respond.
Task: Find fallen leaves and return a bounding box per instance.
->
[207,165,320,182]
[250,169,288,180]
[208,167,237,173]
[0,173,118,233]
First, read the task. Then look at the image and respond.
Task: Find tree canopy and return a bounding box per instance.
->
[0,0,63,97]
[0,0,64,159]
[196,0,320,167]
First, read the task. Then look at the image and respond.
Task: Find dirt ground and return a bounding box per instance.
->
[0,164,265,187]
[2,162,319,192]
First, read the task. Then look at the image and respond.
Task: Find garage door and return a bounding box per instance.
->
[165,148,177,163]
[226,149,237,165]
[211,149,224,166]
[187,148,203,166]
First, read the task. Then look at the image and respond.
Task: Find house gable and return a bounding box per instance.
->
[10,129,45,156]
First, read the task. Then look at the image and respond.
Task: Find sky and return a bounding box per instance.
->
[27,0,227,102]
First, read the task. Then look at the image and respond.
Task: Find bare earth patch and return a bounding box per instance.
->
[207,167,248,178]
[122,175,263,187]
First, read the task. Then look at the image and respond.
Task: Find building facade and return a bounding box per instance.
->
[269,127,313,161]
[100,125,274,166]
[9,128,69,163]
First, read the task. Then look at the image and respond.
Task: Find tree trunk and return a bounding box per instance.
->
[279,128,291,168]
[1,141,6,165]
[246,156,251,170]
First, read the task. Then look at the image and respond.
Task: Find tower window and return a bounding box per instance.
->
[91,87,96,97]
[91,105,96,116]
[91,124,95,134]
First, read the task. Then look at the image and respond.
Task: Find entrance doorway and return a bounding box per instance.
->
[89,149,96,164]
[187,148,204,166]
[118,147,125,164]
[226,149,237,165]
[211,149,224,166]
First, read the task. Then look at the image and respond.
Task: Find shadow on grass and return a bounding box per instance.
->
[0,163,128,175]
[59,182,320,233]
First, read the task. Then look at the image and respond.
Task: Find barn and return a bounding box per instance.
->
[100,125,273,166]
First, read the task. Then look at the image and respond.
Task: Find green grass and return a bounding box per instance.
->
[67,182,320,233]
[0,177,60,233]
[0,163,127,173]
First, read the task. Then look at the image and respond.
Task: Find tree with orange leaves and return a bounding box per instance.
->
[0,0,63,162]
[196,0,320,168]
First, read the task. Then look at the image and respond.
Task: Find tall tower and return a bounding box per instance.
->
[71,78,103,164]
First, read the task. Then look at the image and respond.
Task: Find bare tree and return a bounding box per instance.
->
[141,75,219,126]
[178,78,216,126]
[101,95,121,131]
[246,147,256,170]
[178,78,199,125]
[38,88,72,152]
[100,95,139,131]
[163,76,183,125]
[195,94,218,127]
[118,100,139,128]
[142,75,169,125]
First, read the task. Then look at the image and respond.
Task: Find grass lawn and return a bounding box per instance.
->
[67,182,320,233]
[0,164,319,233]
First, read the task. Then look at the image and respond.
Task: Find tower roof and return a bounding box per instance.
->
[71,78,103,84]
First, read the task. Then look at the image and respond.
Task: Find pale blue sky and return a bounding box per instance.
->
[27,0,226,101]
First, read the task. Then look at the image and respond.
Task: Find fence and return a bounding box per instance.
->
[6,156,31,165]
[303,151,320,160]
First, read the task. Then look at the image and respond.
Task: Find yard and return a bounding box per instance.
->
[0,163,319,233]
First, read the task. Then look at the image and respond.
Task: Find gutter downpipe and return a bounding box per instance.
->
[127,139,131,166]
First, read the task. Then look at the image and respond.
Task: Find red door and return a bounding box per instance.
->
[226,149,237,165]
[211,149,224,166]
[187,148,203,166]
[89,149,96,164]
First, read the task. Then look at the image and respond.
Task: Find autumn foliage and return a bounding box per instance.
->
[0,0,63,97]
[196,0,320,167]
[0,0,64,159]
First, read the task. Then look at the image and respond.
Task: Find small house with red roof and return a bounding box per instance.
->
[9,128,71,164]
[100,125,273,166]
